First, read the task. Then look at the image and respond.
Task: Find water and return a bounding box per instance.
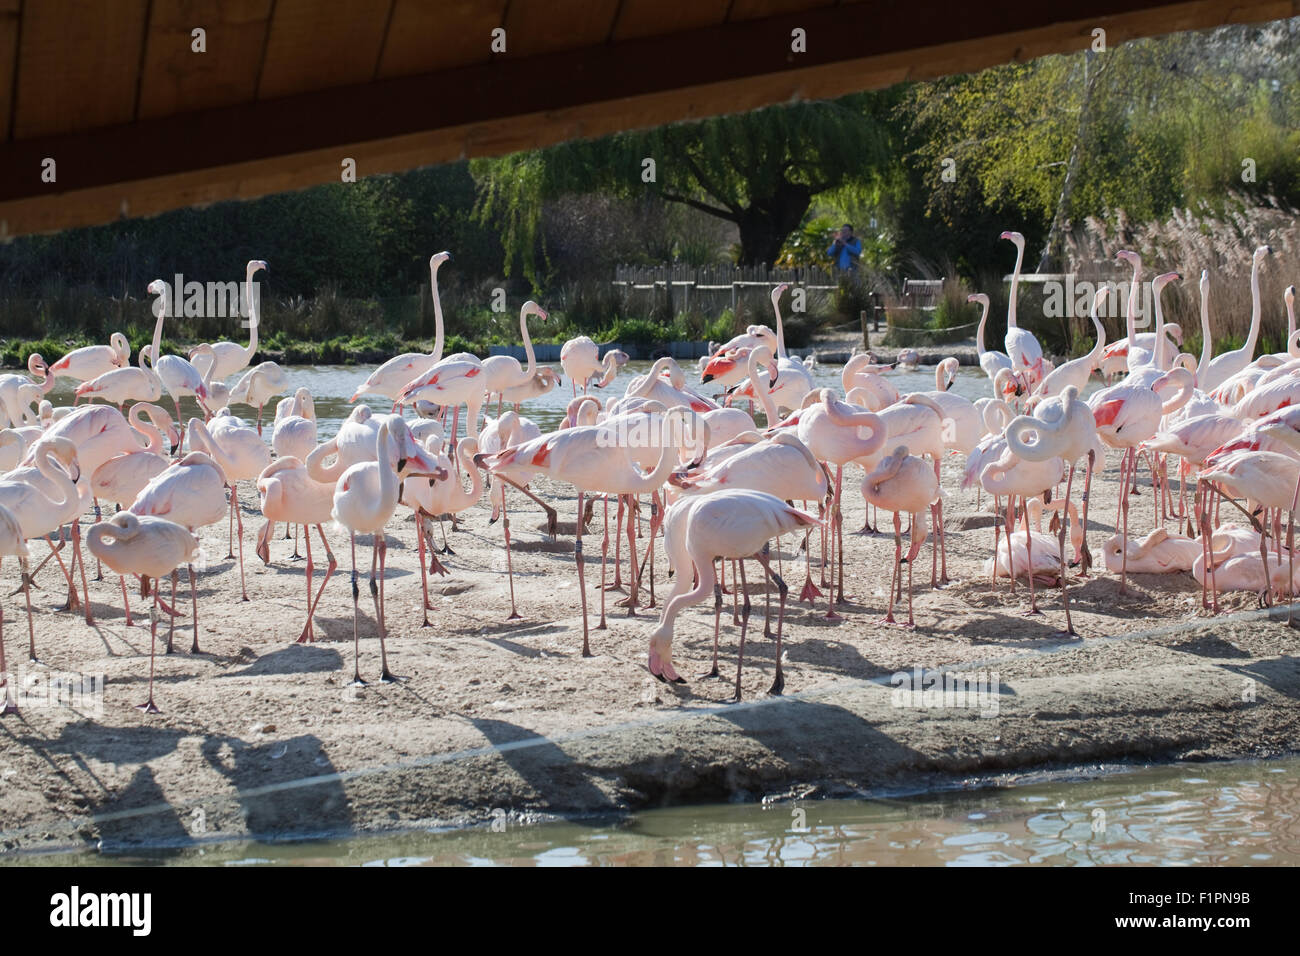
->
[10,757,1297,866]
[42,360,994,443]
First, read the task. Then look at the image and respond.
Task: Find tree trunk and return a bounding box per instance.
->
[736,181,813,267]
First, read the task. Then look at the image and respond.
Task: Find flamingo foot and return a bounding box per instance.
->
[699,664,722,680]
[136,699,161,715]
[379,669,407,684]
[648,649,686,684]
[768,671,785,696]
[799,576,822,604]
[506,611,522,621]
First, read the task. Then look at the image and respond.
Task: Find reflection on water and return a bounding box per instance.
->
[18,757,1298,866]
[44,360,1006,444]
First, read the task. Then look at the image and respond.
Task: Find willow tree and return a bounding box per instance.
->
[470,92,896,285]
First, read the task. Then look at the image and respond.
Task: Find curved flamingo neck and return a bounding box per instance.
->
[36,442,77,511]
[1244,252,1263,358]
[975,299,990,355]
[452,439,484,510]
[1125,257,1142,347]
[1197,274,1212,383]
[772,294,788,360]
[430,259,446,364]
[746,350,779,426]
[128,404,164,454]
[519,308,537,379]
[1007,241,1025,329]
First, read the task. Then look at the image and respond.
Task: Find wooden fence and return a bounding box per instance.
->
[612,263,842,315]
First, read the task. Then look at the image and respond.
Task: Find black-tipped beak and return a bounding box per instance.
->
[701,374,713,384]
[397,457,408,472]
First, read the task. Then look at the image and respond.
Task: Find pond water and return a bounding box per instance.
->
[44,358,1003,443]
[11,756,1296,866]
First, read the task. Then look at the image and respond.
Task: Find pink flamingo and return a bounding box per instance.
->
[188,413,271,601]
[484,419,681,655]
[49,333,130,383]
[77,280,168,408]
[1028,290,1107,404]
[255,457,337,643]
[228,362,290,435]
[87,513,199,713]
[481,302,548,415]
[401,436,480,624]
[332,419,443,685]
[130,451,229,652]
[1001,231,1044,388]
[649,489,818,698]
[188,260,268,381]
[972,293,1013,383]
[351,252,451,404]
[862,445,940,627]
[0,503,29,713]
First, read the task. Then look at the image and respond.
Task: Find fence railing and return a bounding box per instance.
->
[611,263,842,313]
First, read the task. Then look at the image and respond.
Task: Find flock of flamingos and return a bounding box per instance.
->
[0,232,1298,712]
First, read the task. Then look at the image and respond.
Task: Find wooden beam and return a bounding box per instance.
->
[0,0,1294,236]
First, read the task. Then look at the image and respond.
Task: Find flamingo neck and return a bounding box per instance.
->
[430,261,445,364]
[519,309,537,379]
[1197,280,1212,384]
[36,444,76,511]
[1008,243,1024,329]
[975,301,990,356]
[1245,254,1263,357]
[1125,260,1142,347]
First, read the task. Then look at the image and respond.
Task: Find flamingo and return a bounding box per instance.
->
[978,435,1064,615]
[862,445,941,627]
[1198,245,1271,394]
[130,451,229,652]
[0,354,54,429]
[395,353,487,443]
[332,419,443,685]
[0,503,30,713]
[972,293,1013,383]
[482,301,548,415]
[188,342,232,411]
[255,457,337,643]
[1028,288,1107,405]
[500,367,561,407]
[48,332,131,383]
[0,441,84,659]
[1102,527,1201,575]
[1001,231,1044,388]
[77,280,169,408]
[87,513,199,712]
[402,436,479,622]
[841,353,899,411]
[350,252,452,404]
[484,418,681,654]
[699,326,779,388]
[188,259,268,381]
[479,411,545,619]
[229,361,290,434]
[649,489,818,697]
[986,497,1083,583]
[187,414,272,601]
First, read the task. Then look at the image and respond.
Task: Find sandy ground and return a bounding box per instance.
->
[0,444,1298,854]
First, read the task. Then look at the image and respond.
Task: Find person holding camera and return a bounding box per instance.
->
[826,223,862,272]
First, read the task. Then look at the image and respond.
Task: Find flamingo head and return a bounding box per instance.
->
[771,283,790,305]
[967,293,988,307]
[999,231,1025,249]
[430,251,451,269]
[248,259,269,276]
[1286,285,1296,310]
[147,278,167,297]
[523,300,548,322]
[1115,250,1140,268]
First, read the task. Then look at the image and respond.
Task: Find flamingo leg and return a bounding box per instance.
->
[1078,450,1096,576]
[597,494,609,631]
[416,513,433,627]
[377,535,402,683]
[232,484,248,602]
[576,491,591,657]
[728,563,753,699]
[606,495,625,591]
[137,586,162,714]
[752,543,788,696]
[885,512,901,624]
[1023,497,1039,615]
[20,558,35,666]
[297,528,316,643]
[72,520,93,624]
[703,562,723,680]
[119,574,133,627]
[0,565,15,715]
[623,494,641,615]
[307,525,336,635]
[349,534,366,686]
[498,476,557,538]
[1060,463,1076,636]
[188,562,201,653]
[502,491,521,621]
[1120,449,1132,595]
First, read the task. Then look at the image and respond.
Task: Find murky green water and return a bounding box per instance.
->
[13,757,1296,866]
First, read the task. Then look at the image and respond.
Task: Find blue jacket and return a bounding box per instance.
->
[827,236,862,270]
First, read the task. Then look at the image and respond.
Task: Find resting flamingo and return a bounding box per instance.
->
[87,513,199,713]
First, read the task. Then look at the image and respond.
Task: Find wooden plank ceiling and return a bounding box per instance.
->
[0,0,1294,236]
